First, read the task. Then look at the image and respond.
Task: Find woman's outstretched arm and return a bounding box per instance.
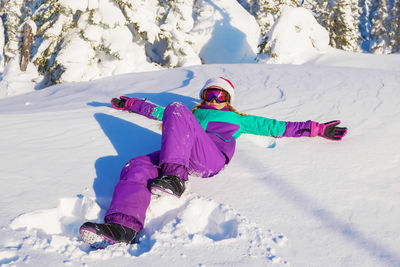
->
[111,96,165,121]
[282,120,347,141]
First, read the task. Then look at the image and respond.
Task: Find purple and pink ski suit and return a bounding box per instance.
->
[104,100,314,232]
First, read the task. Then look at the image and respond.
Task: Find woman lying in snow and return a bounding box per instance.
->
[80,77,347,248]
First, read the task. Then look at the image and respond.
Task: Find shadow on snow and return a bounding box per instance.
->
[246,155,400,266]
[200,0,256,64]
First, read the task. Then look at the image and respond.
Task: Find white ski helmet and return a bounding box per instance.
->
[199,77,235,104]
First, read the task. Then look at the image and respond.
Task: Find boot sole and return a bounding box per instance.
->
[150,186,181,198]
[80,227,117,249]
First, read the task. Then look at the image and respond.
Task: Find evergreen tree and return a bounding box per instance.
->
[370,0,391,53]
[159,0,200,67]
[255,0,298,55]
[389,0,400,52]
[359,0,373,51]
[1,0,25,59]
[30,0,75,84]
[2,0,400,88]
[30,0,165,85]
[236,0,260,16]
[0,16,4,70]
[329,0,361,51]
[114,0,163,45]
[1,0,45,59]
[308,0,331,31]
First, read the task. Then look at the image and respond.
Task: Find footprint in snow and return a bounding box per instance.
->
[3,193,288,265]
[138,192,288,263]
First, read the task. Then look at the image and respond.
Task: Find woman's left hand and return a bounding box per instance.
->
[311,120,348,141]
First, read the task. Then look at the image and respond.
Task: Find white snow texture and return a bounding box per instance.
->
[0,4,400,267]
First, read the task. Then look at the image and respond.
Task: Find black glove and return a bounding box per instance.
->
[111,96,137,110]
[311,120,348,141]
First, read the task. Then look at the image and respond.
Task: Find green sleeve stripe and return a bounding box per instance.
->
[152,106,165,121]
[240,114,287,137]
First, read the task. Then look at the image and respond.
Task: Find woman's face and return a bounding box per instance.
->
[202,88,230,110]
[205,99,228,110]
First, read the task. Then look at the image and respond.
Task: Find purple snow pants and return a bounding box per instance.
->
[104,102,227,231]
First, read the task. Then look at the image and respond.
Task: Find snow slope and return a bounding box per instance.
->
[1,5,400,267]
[1,59,400,266]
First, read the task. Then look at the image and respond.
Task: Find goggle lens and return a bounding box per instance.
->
[202,88,230,103]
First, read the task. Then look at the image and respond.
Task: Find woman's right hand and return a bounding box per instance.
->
[111,96,138,110]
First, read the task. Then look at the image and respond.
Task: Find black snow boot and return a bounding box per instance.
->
[80,222,137,249]
[150,175,186,197]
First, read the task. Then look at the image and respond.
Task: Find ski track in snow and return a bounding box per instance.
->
[372,79,384,113]
[1,192,288,266]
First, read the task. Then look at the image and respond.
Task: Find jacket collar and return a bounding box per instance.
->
[200,104,230,111]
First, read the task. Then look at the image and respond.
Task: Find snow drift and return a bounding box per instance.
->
[258,6,329,64]
[1,60,400,266]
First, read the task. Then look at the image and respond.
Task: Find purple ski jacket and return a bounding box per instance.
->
[129,100,313,163]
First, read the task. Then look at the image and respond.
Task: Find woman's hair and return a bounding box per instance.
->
[191,100,248,116]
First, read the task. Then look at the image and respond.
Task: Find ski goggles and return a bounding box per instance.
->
[201,88,231,103]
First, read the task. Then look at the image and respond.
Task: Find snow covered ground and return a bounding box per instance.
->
[1,57,400,266]
[1,5,400,267]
